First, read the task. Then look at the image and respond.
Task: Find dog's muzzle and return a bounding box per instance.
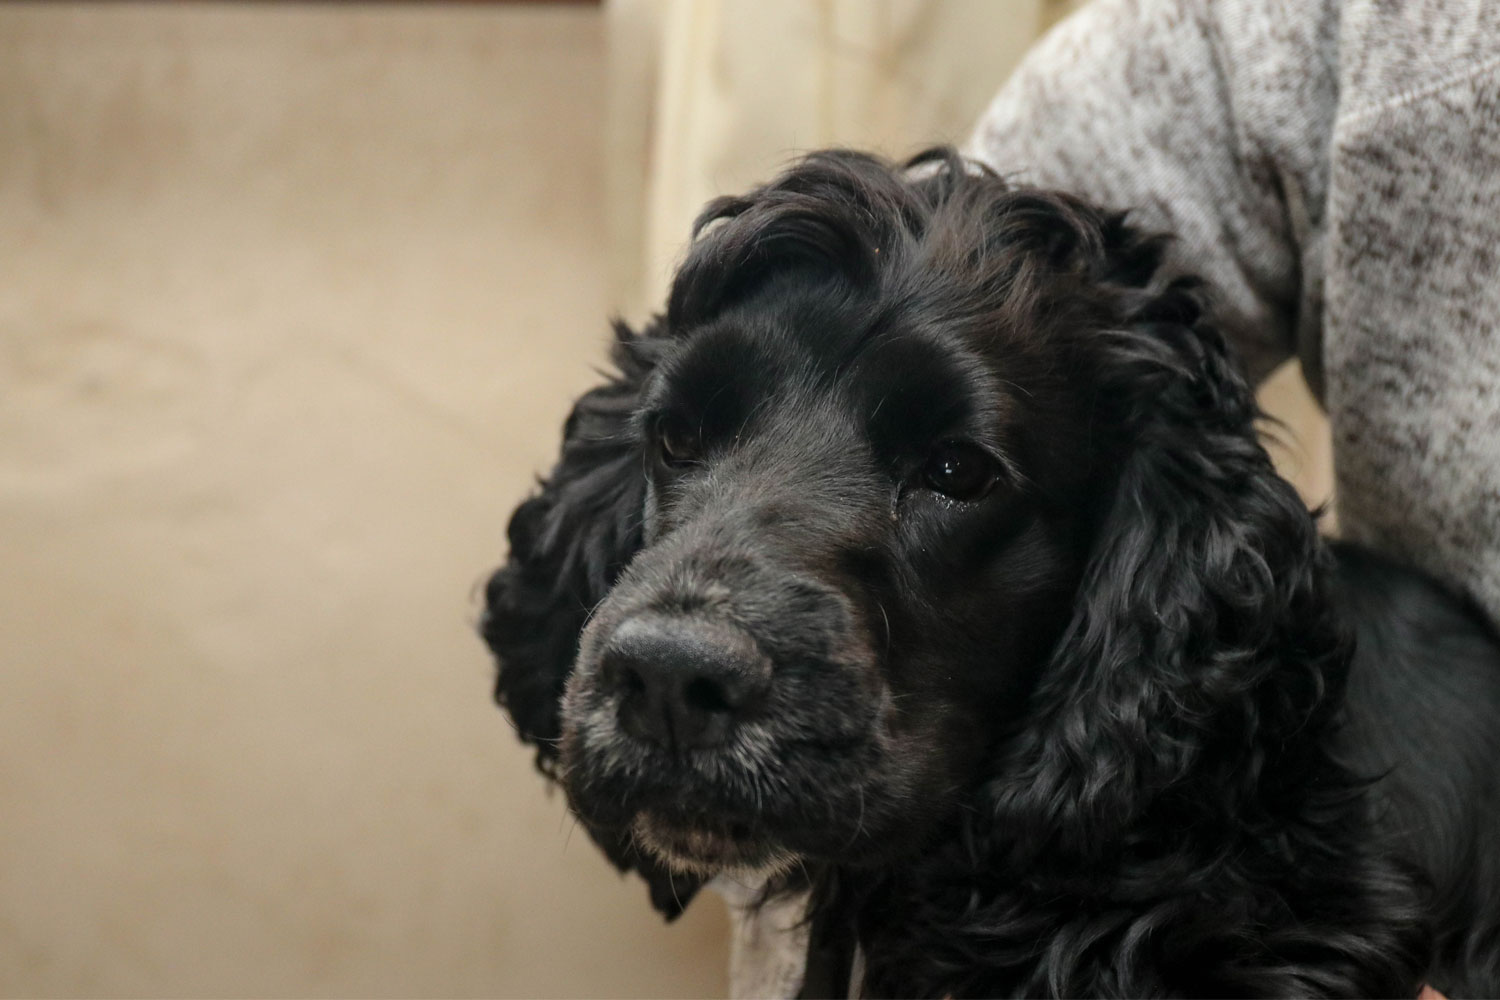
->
[599,613,773,751]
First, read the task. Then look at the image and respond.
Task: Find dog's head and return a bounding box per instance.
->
[481,149,1330,909]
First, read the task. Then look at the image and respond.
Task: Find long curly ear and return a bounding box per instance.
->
[480,319,702,917]
[988,222,1346,866]
[482,319,653,771]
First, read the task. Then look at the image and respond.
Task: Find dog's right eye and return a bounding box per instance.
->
[655,416,701,469]
[921,440,999,501]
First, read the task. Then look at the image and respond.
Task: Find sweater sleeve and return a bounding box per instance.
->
[966,0,1338,388]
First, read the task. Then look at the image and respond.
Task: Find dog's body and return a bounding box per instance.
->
[1333,545,1500,994]
[481,150,1500,997]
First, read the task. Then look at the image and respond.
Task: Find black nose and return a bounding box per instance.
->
[601,615,772,750]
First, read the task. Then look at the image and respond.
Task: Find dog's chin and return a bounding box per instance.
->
[631,812,801,879]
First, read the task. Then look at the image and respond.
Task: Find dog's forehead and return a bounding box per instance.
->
[660,302,1017,449]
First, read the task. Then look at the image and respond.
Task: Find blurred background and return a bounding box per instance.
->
[0,1,1328,996]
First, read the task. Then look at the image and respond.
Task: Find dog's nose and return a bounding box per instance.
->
[601,615,771,750]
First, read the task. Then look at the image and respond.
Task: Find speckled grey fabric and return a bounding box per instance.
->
[969,0,1500,630]
[730,3,1500,995]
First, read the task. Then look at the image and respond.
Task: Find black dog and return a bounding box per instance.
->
[481,149,1500,997]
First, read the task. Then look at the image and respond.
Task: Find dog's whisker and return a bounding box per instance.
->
[667,870,684,913]
[733,391,778,444]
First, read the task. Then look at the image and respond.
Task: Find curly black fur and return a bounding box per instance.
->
[480,148,1500,996]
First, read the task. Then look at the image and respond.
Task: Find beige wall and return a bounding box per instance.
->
[0,5,728,996]
[0,3,1329,997]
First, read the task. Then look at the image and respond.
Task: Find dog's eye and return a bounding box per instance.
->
[921,441,999,501]
[655,416,700,469]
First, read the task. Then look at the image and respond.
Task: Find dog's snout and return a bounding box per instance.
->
[601,615,771,750]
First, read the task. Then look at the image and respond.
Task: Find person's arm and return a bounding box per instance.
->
[966,0,1338,389]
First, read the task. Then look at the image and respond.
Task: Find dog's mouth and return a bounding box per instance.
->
[631,810,799,877]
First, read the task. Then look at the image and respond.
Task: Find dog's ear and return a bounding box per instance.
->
[480,318,702,918]
[481,318,655,774]
[986,219,1346,866]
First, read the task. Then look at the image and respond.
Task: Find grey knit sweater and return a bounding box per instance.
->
[726,2,1500,996]
[969,0,1500,629]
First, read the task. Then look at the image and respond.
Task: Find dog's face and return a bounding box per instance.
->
[560,288,1096,877]
[484,150,1316,910]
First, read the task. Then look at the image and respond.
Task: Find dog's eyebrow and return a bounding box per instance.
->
[852,329,1017,461]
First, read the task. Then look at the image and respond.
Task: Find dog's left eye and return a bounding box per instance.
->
[921,441,999,501]
[654,416,701,469]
